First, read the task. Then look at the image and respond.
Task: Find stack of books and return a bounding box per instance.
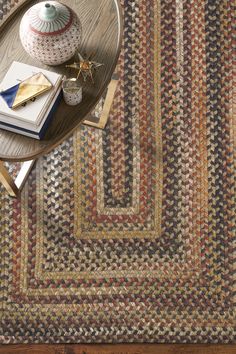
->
[0,61,63,139]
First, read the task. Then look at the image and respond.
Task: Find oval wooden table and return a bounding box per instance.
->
[0,0,122,196]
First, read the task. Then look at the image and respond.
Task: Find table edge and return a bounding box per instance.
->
[0,0,123,162]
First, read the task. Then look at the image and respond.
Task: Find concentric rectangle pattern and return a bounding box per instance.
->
[0,0,235,343]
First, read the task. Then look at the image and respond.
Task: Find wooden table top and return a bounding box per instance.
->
[0,0,122,161]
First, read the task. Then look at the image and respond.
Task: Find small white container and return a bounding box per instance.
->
[62,78,82,106]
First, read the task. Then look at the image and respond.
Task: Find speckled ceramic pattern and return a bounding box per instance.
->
[63,87,82,106]
[19,1,82,65]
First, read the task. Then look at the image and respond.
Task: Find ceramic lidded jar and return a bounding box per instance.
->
[19,1,82,65]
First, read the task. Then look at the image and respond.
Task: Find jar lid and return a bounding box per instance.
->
[26,1,73,35]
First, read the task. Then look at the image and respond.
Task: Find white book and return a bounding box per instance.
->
[0,87,62,139]
[0,61,62,128]
[0,124,43,140]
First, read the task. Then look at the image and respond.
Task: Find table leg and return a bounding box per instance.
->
[0,160,35,197]
[83,74,119,129]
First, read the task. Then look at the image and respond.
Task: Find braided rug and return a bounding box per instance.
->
[0,0,235,344]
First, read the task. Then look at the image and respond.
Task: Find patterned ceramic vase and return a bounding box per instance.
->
[19,1,82,66]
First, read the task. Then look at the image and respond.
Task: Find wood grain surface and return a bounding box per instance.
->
[0,0,122,161]
[0,344,236,354]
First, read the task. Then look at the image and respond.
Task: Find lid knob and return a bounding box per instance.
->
[39,3,57,21]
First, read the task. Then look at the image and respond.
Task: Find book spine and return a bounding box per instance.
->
[38,90,62,139]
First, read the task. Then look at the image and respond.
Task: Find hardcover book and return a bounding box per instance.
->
[0,88,62,140]
[0,61,62,129]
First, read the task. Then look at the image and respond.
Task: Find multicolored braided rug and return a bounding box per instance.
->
[0,0,235,344]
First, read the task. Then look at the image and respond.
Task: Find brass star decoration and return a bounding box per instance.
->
[66,53,104,83]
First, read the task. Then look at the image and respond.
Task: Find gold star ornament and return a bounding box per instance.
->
[66,53,104,83]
